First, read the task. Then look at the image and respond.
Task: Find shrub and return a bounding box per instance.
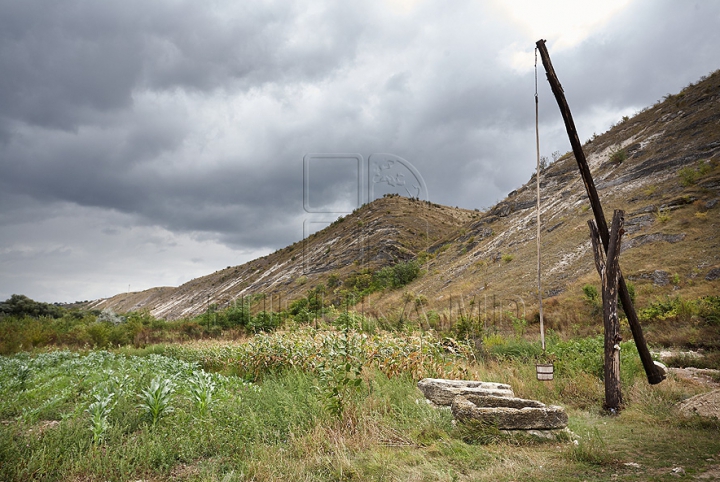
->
[679,167,696,185]
[608,147,627,164]
[698,296,720,325]
[250,311,279,333]
[223,304,251,328]
[327,273,340,288]
[654,209,671,223]
[374,260,421,290]
[638,296,700,322]
[582,284,599,303]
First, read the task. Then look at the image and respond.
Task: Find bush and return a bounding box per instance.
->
[223,304,251,328]
[582,284,601,316]
[609,147,627,164]
[639,296,700,322]
[582,285,599,304]
[698,296,720,325]
[250,311,279,333]
[0,294,65,319]
[375,260,422,290]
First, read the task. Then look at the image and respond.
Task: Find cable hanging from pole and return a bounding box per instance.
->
[535,47,545,352]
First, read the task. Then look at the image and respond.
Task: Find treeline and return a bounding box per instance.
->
[0,260,423,355]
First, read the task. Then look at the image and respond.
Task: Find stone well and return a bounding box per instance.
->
[451,394,568,430]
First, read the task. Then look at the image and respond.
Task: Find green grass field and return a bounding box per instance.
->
[1,327,718,481]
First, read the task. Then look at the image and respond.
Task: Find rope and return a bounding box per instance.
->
[535,47,545,352]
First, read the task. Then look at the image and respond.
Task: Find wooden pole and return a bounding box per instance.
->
[535,48,545,351]
[589,211,624,411]
[535,39,663,384]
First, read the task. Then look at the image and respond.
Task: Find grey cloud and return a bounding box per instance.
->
[546,0,720,116]
[1,0,718,301]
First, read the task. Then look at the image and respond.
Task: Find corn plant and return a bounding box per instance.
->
[16,363,31,390]
[137,377,175,426]
[86,392,115,444]
[188,371,216,416]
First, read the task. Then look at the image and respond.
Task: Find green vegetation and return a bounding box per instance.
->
[137,377,176,427]
[339,259,422,298]
[1,330,718,481]
[639,295,720,324]
[678,160,712,186]
[654,208,671,223]
[608,146,627,164]
[1,285,719,480]
[0,294,65,318]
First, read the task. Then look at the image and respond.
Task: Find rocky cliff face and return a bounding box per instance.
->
[92,70,720,319]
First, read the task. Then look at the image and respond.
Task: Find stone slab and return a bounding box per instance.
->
[417,378,514,406]
[461,394,545,409]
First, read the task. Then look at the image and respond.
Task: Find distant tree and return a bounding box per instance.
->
[0,294,65,318]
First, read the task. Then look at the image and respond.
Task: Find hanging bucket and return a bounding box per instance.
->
[536,363,554,381]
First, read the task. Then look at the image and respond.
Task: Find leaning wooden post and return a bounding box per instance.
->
[589,211,624,411]
[535,39,664,384]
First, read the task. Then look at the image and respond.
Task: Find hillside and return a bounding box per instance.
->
[90,197,477,319]
[92,69,720,325]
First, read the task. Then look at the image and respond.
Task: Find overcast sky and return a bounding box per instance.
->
[1,0,718,303]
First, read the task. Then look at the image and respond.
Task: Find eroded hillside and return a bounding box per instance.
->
[92,70,720,321]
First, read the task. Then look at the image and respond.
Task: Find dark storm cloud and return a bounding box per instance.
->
[0,0,380,255]
[0,1,367,131]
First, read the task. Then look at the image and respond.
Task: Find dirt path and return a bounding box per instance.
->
[668,367,720,388]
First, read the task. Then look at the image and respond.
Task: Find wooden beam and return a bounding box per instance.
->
[536,39,664,384]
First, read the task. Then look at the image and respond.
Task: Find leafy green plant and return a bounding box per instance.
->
[317,358,363,417]
[317,312,363,417]
[16,363,31,390]
[679,166,697,186]
[510,314,527,338]
[698,296,720,325]
[501,254,513,263]
[375,260,422,290]
[86,392,115,444]
[639,295,700,322]
[188,371,216,416]
[137,377,175,426]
